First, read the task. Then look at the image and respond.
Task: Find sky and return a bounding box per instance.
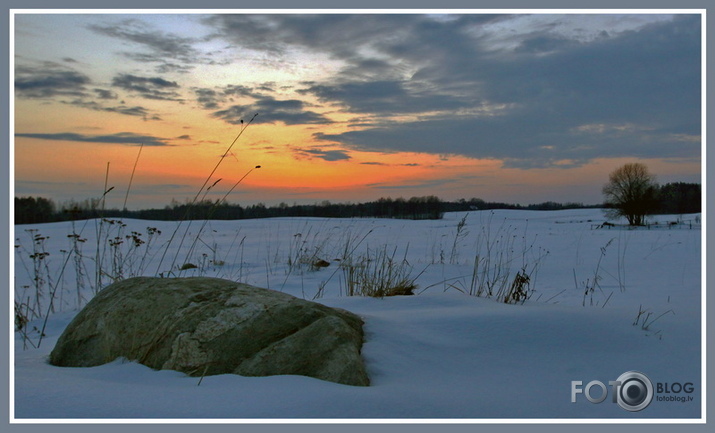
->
[12,11,703,210]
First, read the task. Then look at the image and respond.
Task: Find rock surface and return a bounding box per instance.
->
[49,277,369,386]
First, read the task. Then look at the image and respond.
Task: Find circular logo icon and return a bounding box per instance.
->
[616,371,653,412]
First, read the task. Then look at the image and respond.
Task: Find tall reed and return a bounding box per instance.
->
[156,113,259,276]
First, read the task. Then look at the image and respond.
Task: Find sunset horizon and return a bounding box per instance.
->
[13,11,702,211]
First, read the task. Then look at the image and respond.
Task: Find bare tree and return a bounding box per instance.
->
[602,163,659,226]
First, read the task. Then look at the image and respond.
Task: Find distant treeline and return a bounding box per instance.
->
[14,182,700,225]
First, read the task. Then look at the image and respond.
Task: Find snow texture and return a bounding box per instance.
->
[12,209,702,420]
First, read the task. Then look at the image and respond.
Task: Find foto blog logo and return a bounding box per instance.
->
[571,371,654,412]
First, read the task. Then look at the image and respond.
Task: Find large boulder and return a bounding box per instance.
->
[49,277,369,386]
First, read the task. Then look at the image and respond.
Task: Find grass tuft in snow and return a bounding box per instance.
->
[444,211,549,303]
[340,244,425,298]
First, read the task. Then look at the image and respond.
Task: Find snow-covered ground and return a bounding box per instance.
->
[11,209,703,421]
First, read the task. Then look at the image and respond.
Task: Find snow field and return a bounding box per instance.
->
[12,209,703,420]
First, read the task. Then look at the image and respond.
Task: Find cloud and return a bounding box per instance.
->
[224,84,267,98]
[112,74,182,101]
[15,13,702,172]
[101,105,160,120]
[203,14,503,64]
[194,88,222,109]
[360,161,388,166]
[15,132,171,147]
[15,63,91,99]
[513,34,578,54]
[194,84,272,110]
[211,95,332,125]
[293,147,351,162]
[61,99,161,120]
[14,63,164,120]
[93,89,119,100]
[89,20,197,55]
[13,61,169,119]
[316,113,699,170]
[309,14,701,168]
[87,20,217,73]
[256,82,277,92]
[298,80,474,115]
[360,161,422,167]
[213,14,699,167]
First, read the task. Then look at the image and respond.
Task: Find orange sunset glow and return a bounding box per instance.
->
[13,12,701,210]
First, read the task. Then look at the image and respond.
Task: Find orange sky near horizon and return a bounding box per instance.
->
[12,12,702,210]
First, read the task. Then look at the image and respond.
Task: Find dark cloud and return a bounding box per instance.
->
[204,14,503,62]
[308,14,701,168]
[194,84,275,110]
[256,82,277,92]
[93,89,118,100]
[103,105,160,120]
[299,80,474,115]
[153,62,194,74]
[360,161,388,166]
[360,161,422,167]
[14,63,164,119]
[293,148,351,162]
[111,74,182,101]
[88,20,215,73]
[223,84,266,98]
[194,88,222,109]
[316,112,700,170]
[15,63,91,98]
[211,96,332,125]
[513,35,578,54]
[208,14,699,167]
[62,99,160,120]
[15,14,702,172]
[205,14,393,56]
[15,132,170,147]
[89,21,197,55]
